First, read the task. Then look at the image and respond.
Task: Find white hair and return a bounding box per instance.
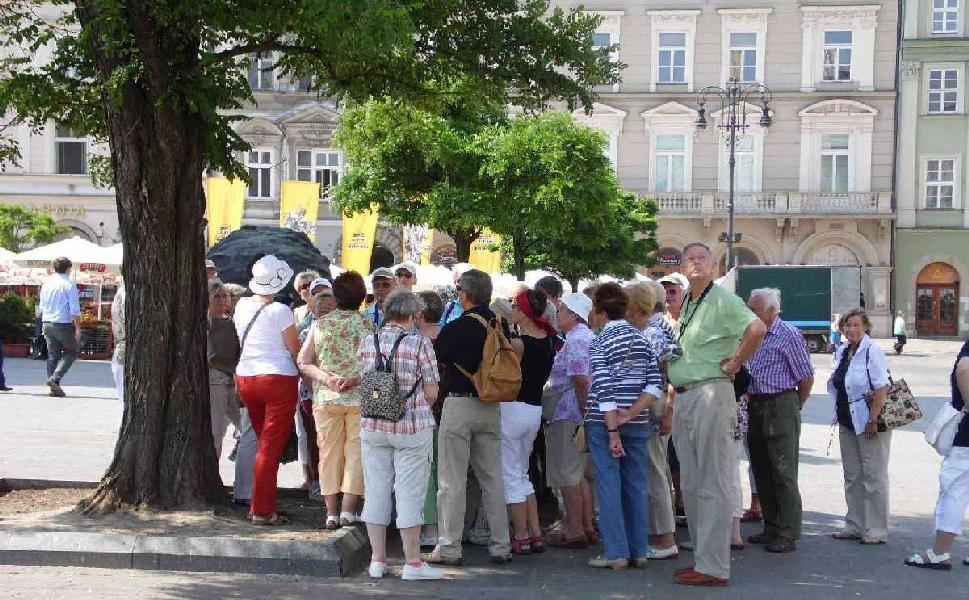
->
[749,287,781,312]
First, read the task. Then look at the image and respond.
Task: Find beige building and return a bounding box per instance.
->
[560,1,898,335]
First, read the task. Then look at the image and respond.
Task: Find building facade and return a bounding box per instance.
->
[895,0,969,337]
[557,0,898,335]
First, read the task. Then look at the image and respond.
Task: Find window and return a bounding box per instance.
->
[928,69,959,113]
[822,31,852,81]
[296,150,341,198]
[658,33,687,83]
[247,53,276,91]
[654,134,686,191]
[733,135,757,192]
[933,0,959,33]
[247,149,273,199]
[592,32,611,49]
[925,159,956,208]
[820,134,850,192]
[729,33,758,83]
[54,125,87,175]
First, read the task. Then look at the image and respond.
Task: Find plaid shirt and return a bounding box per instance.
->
[747,316,814,395]
[357,323,440,434]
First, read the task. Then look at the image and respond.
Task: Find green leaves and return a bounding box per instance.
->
[0,204,69,253]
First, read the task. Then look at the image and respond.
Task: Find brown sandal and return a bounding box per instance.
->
[252,513,289,526]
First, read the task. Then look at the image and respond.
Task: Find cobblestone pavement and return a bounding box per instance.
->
[1,338,966,598]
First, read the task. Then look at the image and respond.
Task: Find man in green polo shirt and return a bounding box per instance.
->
[669,242,766,587]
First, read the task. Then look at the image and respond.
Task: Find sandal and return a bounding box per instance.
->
[511,537,533,555]
[325,515,341,530]
[832,531,861,540]
[530,536,546,553]
[340,512,355,527]
[905,550,951,570]
[740,509,762,523]
[251,513,289,526]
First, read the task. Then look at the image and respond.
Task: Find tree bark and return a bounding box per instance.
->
[449,227,478,263]
[512,235,526,281]
[78,1,224,512]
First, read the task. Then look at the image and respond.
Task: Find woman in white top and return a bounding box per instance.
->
[827,308,891,544]
[233,255,301,525]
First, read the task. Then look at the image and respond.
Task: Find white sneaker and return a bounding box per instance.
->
[368,561,387,579]
[401,562,444,581]
[647,544,679,560]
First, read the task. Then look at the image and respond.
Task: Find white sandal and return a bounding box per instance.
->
[904,549,952,570]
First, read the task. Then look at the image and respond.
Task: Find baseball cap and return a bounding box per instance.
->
[309,277,331,293]
[658,272,690,291]
[370,267,395,280]
[394,261,419,276]
[205,259,216,269]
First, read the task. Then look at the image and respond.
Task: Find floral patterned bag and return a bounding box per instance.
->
[865,348,922,429]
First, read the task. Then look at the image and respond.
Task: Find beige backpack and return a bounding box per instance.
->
[455,313,522,402]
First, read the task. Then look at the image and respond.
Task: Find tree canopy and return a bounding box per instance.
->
[0,0,623,512]
[0,204,67,252]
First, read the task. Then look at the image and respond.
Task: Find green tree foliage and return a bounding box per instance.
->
[0,0,620,512]
[0,204,67,252]
[482,112,657,282]
[333,98,508,260]
[0,292,33,343]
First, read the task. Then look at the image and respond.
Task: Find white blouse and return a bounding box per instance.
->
[826,335,890,435]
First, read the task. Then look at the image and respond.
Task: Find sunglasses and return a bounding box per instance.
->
[298,283,311,291]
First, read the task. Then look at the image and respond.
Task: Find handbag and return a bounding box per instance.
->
[358,331,421,422]
[864,348,923,429]
[925,403,965,456]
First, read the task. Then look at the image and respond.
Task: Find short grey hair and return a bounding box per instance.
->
[749,287,782,312]
[208,279,226,295]
[293,270,320,291]
[683,242,712,256]
[223,283,246,298]
[461,269,492,306]
[384,290,423,323]
[642,279,667,314]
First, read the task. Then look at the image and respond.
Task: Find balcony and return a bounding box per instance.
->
[651,191,892,217]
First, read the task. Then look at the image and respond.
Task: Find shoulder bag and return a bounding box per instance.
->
[864,348,922,429]
[358,331,422,422]
[924,402,965,456]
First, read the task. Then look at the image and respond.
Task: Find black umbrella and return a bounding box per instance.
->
[206,225,331,307]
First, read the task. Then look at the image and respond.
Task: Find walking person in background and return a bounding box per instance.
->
[503,288,558,555]
[233,255,301,525]
[545,293,597,549]
[668,243,766,587]
[894,311,907,355]
[39,257,82,398]
[584,282,663,571]
[110,285,125,414]
[299,271,372,529]
[208,280,241,459]
[905,336,969,570]
[744,288,814,554]
[830,313,843,354]
[828,308,892,545]
[357,291,443,581]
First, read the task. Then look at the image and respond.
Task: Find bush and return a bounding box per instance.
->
[0,292,32,343]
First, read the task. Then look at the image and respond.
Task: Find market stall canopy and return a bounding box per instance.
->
[13,237,122,271]
[0,247,16,262]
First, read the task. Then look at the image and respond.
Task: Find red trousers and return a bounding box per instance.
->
[235,374,298,516]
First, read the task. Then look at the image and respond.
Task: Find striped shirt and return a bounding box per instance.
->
[586,319,664,425]
[357,323,440,434]
[747,316,814,395]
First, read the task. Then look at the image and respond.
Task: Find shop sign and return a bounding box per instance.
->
[79,263,107,273]
[658,252,681,266]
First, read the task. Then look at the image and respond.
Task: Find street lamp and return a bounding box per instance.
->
[695,79,772,271]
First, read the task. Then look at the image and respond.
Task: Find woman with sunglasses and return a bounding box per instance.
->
[394,261,419,292]
[292,270,321,326]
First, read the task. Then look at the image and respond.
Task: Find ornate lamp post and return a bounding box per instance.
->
[695,79,772,270]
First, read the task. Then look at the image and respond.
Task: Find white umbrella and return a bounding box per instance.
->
[0,247,16,262]
[14,236,122,270]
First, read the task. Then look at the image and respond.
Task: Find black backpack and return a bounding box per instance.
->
[358,331,421,422]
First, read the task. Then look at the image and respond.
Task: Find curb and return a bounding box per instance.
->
[0,479,370,577]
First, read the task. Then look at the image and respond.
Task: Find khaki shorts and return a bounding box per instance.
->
[545,419,587,488]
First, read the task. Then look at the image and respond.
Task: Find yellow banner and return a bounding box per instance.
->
[205,177,246,246]
[341,209,380,274]
[469,230,502,274]
[280,180,321,242]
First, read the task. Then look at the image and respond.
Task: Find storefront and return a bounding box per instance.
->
[894,229,969,338]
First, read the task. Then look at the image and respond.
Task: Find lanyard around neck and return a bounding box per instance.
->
[677,281,714,341]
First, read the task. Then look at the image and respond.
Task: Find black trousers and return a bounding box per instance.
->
[746,391,803,539]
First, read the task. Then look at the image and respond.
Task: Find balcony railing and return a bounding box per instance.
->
[798,192,880,213]
[648,191,891,216]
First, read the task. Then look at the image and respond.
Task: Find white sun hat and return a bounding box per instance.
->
[248,255,294,296]
[560,293,593,323]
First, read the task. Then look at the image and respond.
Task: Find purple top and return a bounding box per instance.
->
[548,323,595,424]
[747,317,814,395]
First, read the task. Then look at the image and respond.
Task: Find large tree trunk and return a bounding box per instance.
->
[78,1,224,512]
[449,227,477,263]
[512,236,526,281]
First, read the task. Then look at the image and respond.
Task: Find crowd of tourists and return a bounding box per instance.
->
[29,243,969,584]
